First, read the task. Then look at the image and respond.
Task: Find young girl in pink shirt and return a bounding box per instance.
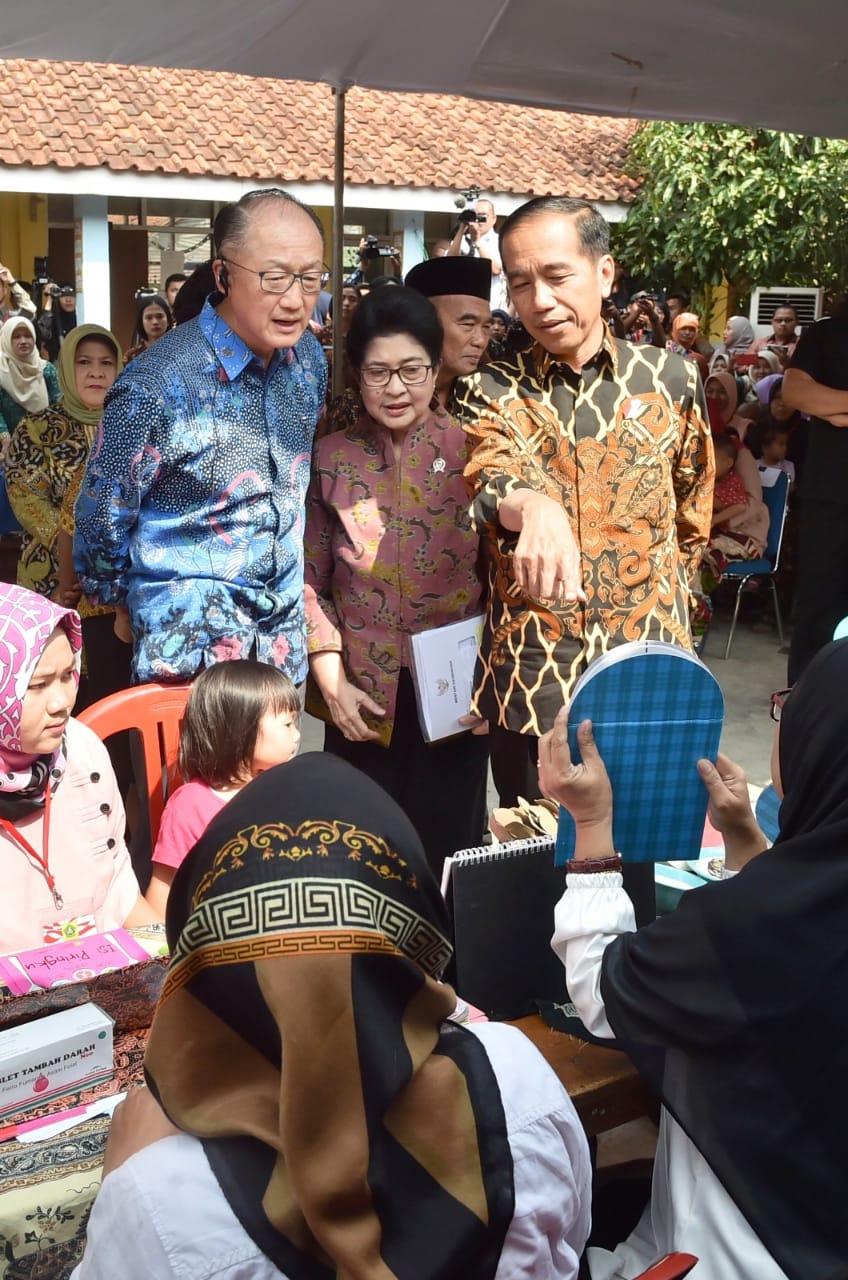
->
[147,662,301,916]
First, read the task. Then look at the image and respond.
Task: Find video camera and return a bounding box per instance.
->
[361,235,396,261]
[31,256,51,299]
[457,208,486,225]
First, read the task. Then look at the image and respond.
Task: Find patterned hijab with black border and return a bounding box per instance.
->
[145,752,514,1280]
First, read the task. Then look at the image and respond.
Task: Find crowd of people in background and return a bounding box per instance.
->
[0,204,835,797]
[2,184,848,1280]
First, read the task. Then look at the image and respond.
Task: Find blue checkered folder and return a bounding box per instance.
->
[554,641,724,865]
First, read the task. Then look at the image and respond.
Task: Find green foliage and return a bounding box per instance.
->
[615,122,848,302]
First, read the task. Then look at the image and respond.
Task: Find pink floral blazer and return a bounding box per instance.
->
[305,410,485,744]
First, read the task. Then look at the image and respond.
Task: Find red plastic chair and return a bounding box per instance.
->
[633,1255,698,1280]
[79,682,192,845]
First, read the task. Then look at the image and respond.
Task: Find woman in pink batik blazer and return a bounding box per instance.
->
[305,286,488,877]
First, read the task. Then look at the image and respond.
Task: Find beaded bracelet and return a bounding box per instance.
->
[565,854,623,874]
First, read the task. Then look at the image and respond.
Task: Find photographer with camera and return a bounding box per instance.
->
[0,263,36,327]
[37,283,78,362]
[349,235,401,288]
[447,198,506,310]
[621,290,668,348]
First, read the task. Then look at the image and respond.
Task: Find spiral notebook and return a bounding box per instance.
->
[441,835,568,1021]
[555,640,724,866]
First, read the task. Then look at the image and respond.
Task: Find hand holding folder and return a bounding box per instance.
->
[410,614,485,742]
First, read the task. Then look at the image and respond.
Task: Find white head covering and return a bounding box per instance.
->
[0,316,49,414]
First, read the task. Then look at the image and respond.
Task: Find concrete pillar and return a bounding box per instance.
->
[73,195,111,328]
[389,210,425,275]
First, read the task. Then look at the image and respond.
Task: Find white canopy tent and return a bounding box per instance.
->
[4,0,845,384]
[2,0,846,138]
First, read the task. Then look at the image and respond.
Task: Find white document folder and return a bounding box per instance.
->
[409,614,485,742]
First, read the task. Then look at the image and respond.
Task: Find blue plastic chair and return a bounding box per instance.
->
[720,470,790,659]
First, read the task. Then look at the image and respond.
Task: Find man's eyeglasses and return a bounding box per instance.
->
[360,363,433,388]
[223,259,330,295]
[770,688,793,722]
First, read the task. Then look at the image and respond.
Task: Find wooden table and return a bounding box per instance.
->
[510,1014,656,1137]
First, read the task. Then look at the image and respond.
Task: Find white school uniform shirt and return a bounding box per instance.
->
[553,871,790,1280]
[71,1021,591,1280]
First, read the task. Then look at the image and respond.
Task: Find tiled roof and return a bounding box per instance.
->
[0,59,638,201]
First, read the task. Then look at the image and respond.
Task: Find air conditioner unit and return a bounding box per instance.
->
[749,287,823,340]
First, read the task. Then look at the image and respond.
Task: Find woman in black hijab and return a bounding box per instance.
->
[72,754,591,1280]
[542,640,848,1280]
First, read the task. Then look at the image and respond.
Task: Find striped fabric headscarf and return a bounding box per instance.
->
[146,752,515,1280]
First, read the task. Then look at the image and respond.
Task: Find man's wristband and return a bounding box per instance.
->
[565,854,623,874]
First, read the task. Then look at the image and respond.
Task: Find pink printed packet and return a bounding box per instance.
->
[0,931,151,996]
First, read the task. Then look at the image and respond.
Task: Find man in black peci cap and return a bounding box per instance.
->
[405,256,492,411]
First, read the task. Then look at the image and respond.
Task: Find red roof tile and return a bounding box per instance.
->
[0,58,638,202]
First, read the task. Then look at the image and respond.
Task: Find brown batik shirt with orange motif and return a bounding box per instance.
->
[457,331,714,735]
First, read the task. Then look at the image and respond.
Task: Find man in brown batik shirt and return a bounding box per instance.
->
[457,196,713,807]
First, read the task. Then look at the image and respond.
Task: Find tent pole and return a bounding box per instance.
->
[331,86,346,400]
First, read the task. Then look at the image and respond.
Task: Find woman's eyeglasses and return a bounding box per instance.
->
[360,363,433,388]
[770,688,793,722]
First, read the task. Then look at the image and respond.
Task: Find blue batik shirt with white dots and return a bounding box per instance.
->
[73,297,327,684]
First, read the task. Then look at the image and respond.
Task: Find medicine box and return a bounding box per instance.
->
[0,1002,114,1118]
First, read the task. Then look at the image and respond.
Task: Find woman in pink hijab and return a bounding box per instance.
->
[704,371,751,438]
[0,583,157,952]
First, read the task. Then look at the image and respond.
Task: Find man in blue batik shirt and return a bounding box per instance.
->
[74,189,328,684]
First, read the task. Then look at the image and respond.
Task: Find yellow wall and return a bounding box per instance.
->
[705,280,732,342]
[314,206,332,260]
[0,193,48,286]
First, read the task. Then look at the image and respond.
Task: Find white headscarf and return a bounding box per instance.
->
[0,316,49,414]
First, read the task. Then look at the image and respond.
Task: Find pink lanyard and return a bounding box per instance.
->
[0,787,63,910]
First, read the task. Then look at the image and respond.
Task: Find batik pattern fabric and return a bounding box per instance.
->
[58,471,111,621]
[457,332,714,735]
[0,1027,148,1280]
[73,299,327,684]
[305,410,484,742]
[314,385,361,441]
[5,406,94,598]
[145,754,514,1280]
